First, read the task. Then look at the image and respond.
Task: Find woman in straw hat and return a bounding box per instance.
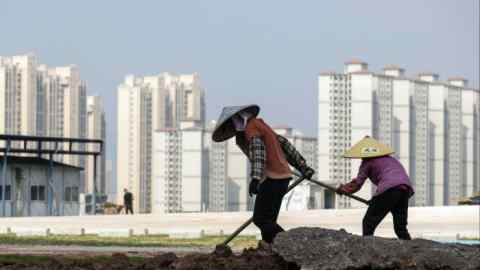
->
[338,136,414,240]
[212,104,315,245]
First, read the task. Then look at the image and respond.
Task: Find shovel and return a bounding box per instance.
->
[214,174,308,255]
[292,171,370,205]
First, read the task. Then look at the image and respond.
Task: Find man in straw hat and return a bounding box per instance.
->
[212,104,315,245]
[338,136,414,240]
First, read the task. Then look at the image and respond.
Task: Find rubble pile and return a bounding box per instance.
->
[273,227,480,270]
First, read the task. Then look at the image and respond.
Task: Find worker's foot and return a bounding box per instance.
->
[257,240,273,253]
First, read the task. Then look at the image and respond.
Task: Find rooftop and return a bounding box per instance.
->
[345,59,367,65]
[0,156,83,170]
[417,72,439,77]
[447,76,468,81]
[383,64,405,71]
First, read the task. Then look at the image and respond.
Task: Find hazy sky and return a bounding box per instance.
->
[1,0,478,166]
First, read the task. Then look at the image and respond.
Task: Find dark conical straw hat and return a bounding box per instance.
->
[212,104,260,142]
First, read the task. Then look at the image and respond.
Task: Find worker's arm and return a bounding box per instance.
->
[352,160,370,188]
[338,160,369,194]
[277,134,314,178]
[245,136,266,197]
[248,136,266,182]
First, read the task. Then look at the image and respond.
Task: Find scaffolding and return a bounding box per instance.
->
[0,134,103,216]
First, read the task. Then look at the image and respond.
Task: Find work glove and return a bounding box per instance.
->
[299,165,315,180]
[249,178,260,197]
[337,181,360,195]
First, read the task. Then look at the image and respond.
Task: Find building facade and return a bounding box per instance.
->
[86,96,106,194]
[205,121,250,212]
[318,60,480,208]
[117,73,205,213]
[1,54,94,195]
[0,54,40,138]
[152,124,209,213]
[0,156,82,217]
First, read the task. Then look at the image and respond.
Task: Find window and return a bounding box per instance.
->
[31,185,46,201]
[0,185,11,200]
[64,187,72,202]
[31,186,38,200]
[64,186,79,202]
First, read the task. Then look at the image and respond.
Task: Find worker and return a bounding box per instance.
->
[337,136,414,240]
[123,188,134,215]
[212,104,315,246]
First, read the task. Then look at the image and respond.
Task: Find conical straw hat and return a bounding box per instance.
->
[212,104,260,142]
[344,136,394,158]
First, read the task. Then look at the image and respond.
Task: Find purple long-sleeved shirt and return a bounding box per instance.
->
[353,156,414,197]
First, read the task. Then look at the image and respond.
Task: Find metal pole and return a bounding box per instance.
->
[92,154,97,215]
[221,175,307,246]
[292,171,370,205]
[2,140,10,217]
[47,142,58,216]
[48,153,53,216]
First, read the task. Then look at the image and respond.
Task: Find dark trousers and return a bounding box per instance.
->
[125,204,133,215]
[363,187,411,240]
[253,178,290,244]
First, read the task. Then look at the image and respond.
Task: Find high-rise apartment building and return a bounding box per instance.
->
[204,121,249,212]
[51,66,87,168]
[1,53,97,196]
[150,120,319,214]
[318,60,480,208]
[0,54,39,138]
[389,69,430,206]
[37,65,88,191]
[117,73,205,213]
[152,123,208,213]
[86,96,106,194]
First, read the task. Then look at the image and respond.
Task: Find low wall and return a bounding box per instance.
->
[0,206,478,239]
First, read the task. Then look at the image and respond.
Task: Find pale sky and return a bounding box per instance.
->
[1,0,478,170]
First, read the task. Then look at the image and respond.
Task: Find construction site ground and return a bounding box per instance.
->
[0,228,477,270]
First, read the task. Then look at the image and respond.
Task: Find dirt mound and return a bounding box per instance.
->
[0,248,298,270]
[273,227,480,270]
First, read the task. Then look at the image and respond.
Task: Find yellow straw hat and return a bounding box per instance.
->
[344,136,395,158]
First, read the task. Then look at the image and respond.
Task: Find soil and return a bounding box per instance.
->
[273,227,480,270]
[0,248,299,270]
[0,227,478,269]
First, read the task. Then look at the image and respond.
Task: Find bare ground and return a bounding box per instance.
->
[0,227,478,269]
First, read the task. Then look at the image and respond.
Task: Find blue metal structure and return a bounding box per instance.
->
[0,135,103,217]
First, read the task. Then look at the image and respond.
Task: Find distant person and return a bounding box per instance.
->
[212,105,315,247]
[337,136,414,240]
[123,188,134,215]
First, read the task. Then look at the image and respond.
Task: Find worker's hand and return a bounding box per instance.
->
[300,165,315,180]
[337,181,360,195]
[249,178,260,197]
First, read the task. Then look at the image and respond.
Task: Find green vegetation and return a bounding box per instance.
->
[0,234,257,249]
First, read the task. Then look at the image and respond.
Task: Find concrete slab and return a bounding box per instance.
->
[0,206,476,239]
